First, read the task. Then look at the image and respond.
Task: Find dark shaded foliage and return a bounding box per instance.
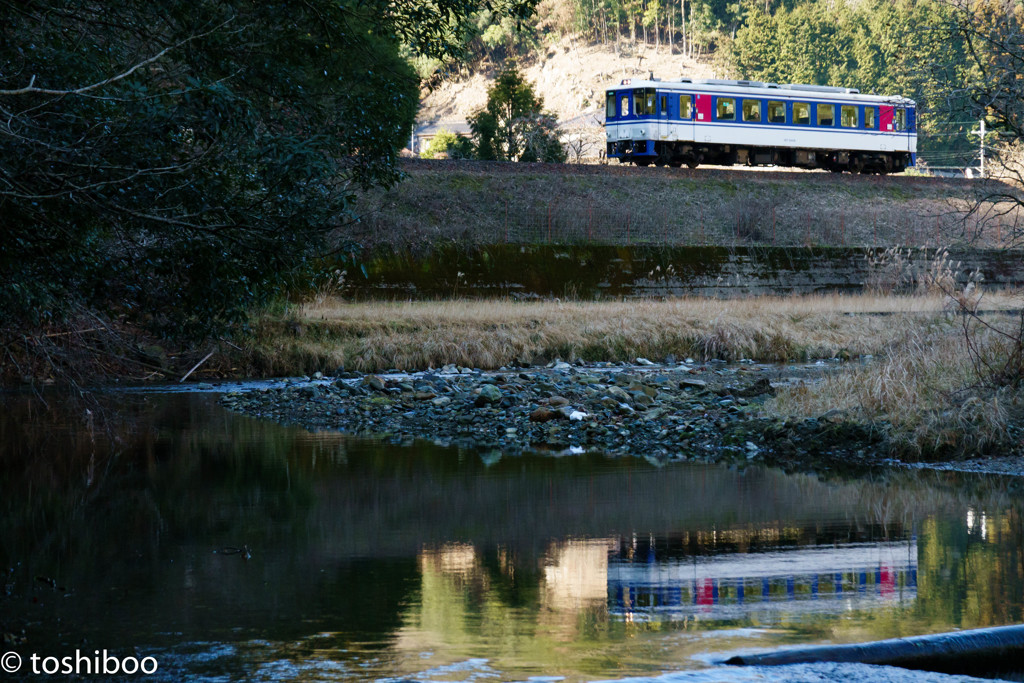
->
[0,0,534,339]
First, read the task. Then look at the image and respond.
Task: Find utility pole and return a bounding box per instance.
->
[969,118,986,178]
[980,118,985,178]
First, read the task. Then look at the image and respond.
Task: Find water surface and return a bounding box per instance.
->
[2,392,1023,682]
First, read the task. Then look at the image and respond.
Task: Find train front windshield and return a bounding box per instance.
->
[633,88,656,115]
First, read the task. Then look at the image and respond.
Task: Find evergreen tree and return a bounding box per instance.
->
[732,8,780,81]
[469,66,567,162]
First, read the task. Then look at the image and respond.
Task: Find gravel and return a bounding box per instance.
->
[218,358,900,471]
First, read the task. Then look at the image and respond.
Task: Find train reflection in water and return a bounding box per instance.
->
[609,540,917,623]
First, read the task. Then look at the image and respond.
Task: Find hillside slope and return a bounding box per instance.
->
[417,38,716,128]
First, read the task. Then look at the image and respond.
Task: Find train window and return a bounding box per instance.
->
[841,105,858,128]
[607,93,616,119]
[895,108,906,131]
[633,90,645,115]
[633,88,657,115]
[864,107,876,129]
[793,102,810,124]
[716,97,736,121]
[660,95,667,114]
[680,95,692,119]
[817,103,835,126]
[742,99,761,122]
[621,96,629,117]
[768,101,786,123]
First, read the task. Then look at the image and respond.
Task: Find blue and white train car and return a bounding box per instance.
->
[605,78,916,173]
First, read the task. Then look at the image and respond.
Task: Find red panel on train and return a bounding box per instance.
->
[696,93,711,122]
[880,105,894,131]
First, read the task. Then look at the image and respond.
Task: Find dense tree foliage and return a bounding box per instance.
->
[730,0,975,166]
[470,66,567,162]
[0,0,536,339]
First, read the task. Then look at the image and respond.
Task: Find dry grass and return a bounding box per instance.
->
[246,292,1021,376]
[768,313,1024,459]
[243,291,1024,459]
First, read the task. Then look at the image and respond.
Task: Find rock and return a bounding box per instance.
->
[636,357,655,366]
[605,386,632,403]
[363,375,386,391]
[415,391,437,400]
[736,376,775,397]
[299,385,321,399]
[632,393,654,407]
[477,384,503,404]
[558,406,589,420]
[628,381,658,398]
[548,396,570,407]
[681,379,707,390]
[431,396,452,407]
[820,408,845,423]
[530,407,561,422]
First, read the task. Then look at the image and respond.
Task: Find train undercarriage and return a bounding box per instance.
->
[610,140,912,174]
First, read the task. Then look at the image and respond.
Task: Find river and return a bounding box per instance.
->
[2,390,1023,682]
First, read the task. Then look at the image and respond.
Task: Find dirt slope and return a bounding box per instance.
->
[417,38,717,126]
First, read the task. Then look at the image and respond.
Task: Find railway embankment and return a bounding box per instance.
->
[354,159,1010,251]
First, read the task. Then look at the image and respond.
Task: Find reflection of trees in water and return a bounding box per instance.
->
[5,392,1024,660]
[917,509,1024,630]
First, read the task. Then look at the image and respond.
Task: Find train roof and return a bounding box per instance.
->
[609,77,915,106]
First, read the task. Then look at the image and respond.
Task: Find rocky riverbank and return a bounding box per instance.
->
[219,358,889,472]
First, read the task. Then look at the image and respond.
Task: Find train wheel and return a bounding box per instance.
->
[668,161,682,168]
[636,160,651,167]
[686,159,700,169]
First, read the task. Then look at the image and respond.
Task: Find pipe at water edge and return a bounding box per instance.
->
[722,623,1024,673]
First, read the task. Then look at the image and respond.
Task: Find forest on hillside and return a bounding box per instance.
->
[432,0,995,167]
